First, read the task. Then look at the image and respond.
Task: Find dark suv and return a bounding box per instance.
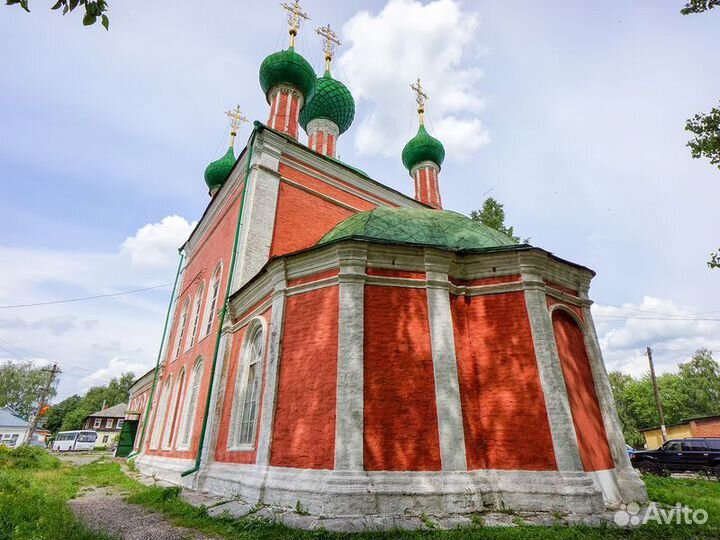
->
[630,438,720,476]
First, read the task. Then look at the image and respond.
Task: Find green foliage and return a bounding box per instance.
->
[469,197,524,243]
[680,0,719,15]
[57,372,135,431]
[686,103,720,171]
[0,360,56,420]
[5,0,109,29]
[43,394,81,434]
[710,250,720,269]
[0,446,59,470]
[610,348,720,447]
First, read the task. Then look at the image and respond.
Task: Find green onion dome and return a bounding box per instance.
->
[319,207,517,250]
[299,71,355,135]
[259,47,316,103]
[204,146,235,193]
[401,124,446,172]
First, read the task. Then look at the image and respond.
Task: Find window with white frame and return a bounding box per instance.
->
[149,377,172,450]
[202,264,222,338]
[161,370,185,449]
[230,324,265,448]
[117,419,124,429]
[94,418,101,429]
[173,300,190,359]
[176,358,204,449]
[185,283,205,351]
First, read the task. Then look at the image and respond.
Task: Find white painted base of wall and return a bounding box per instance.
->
[136,455,613,517]
[136,455,196,489]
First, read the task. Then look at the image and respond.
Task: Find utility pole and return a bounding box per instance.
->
[25,363,59,446]
[646,347,667,443]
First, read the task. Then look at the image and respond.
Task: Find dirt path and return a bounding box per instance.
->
[70,487,218,540]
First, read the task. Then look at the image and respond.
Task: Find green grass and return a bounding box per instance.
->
[1,449,719,540]
[0,447,117,540]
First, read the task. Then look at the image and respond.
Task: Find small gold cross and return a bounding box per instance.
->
[316,24,341,71]
[225,105,248,145]
[280,0,310,48]
[410,78,429,124]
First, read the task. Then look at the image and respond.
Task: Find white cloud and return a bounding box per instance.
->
[121,215,196,270]
[0,215,191,400]
[593,297,720,379]
[339,0,489,160]
[78,357,153,392]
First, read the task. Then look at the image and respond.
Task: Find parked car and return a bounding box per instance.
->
[630,438,720,476]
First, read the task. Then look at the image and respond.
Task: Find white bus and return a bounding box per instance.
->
[51,430,97,452]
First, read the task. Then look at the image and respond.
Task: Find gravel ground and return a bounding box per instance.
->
[56,451,112,467]
[69,487,218,540]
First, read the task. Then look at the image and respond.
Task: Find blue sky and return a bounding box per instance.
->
[1,0,718,400]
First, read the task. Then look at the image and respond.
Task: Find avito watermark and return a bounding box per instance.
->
[614,502,708,527]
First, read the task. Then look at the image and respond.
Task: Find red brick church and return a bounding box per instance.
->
[134,2,646,518]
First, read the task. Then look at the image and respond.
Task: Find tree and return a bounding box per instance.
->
[686,104,720,171]
[610,349,720,447]
[710,251,720,269]
[469,197,523,243]
[5,0,109,29]
[58,372,135,431]
[676,348,720,414]
[43,394,81,434]
[608,371,646,447]
[680,0,719,15]
[0,360,56,419]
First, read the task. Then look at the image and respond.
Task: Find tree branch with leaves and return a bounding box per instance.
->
[5,0,109,29]
[680,0,719,15]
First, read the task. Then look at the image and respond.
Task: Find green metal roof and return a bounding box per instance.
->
[204,146,235,192]
[299,71,355,134]
[259,47,316,101]
[319,207,517,250]
[401,124,446,172]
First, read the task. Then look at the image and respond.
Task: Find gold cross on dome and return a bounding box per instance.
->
[410,78,429,124]
[225,105,248,144]
[280,0,310,48]
[316,24,341,71]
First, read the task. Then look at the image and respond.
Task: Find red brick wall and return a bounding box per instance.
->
[451,292,557,471]
[145,183,243,459]
[690,417,720,438]
[270,182,355,257]
[270,286,339,469]
[364,286,441,471]
[552,310,614,472]
[214,309,271,464]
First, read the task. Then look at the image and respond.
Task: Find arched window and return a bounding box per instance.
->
[149,376,172,450]
[173,300,190,359]
[185,283,205,351]
[202,264,223,338]
[229,323,265,448]
[176,358,204,449]
[162,369,185,449]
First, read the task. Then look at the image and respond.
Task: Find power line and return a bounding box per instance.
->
[595,302,720,318]
[594,315,720,322]
[0,283,172,310]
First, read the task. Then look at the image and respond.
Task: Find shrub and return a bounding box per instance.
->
[0,446,59,470]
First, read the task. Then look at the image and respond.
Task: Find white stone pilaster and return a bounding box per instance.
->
[425,253,467,471]
[334,246,366,470]
[578,290,648,503]
[522,271,584,472]
[255,264,287,466]
[194,330,232,488]
[232,135,283,293]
